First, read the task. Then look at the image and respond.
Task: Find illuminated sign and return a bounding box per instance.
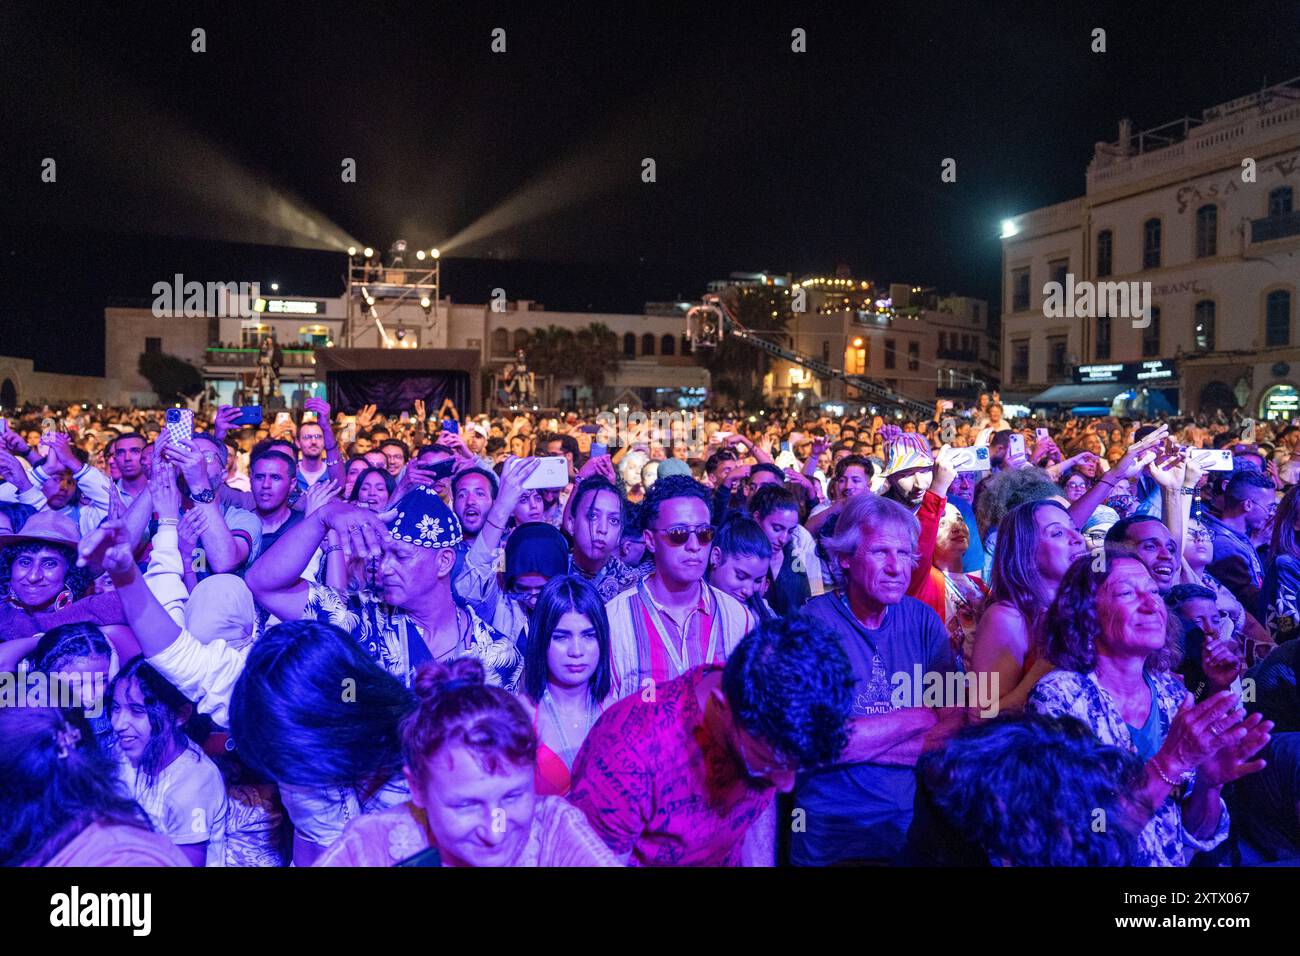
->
[1075,359,1175,385]
[265,299,322,315]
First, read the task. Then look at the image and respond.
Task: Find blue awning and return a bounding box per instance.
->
[1028,383,1130,406]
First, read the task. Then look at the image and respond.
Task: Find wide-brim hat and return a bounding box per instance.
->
[882,433,935,478]
[0,510,81,551]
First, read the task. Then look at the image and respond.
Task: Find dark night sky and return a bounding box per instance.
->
[1,0,1296,375]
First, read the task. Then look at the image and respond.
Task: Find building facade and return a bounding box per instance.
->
[1001,77,1300,419]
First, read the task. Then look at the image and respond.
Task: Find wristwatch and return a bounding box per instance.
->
[189,486,217,504]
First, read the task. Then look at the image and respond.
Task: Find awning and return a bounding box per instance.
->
[1027,383,1130,406]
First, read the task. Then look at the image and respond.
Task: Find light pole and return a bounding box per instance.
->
[431,248,441,327]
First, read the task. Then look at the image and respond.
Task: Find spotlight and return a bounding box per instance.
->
[430,248,440,259]
[270,282,279,292]
[1000,219,1019,239]
[420,296,432,315]
[416,249,426,261]
[363,247,374,258]
[347,246,357,256]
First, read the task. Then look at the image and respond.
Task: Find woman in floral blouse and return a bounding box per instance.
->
[1028,556,1273,866]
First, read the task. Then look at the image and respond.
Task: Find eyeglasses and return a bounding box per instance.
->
[1187,529,1214,543]
[654,524,714,546]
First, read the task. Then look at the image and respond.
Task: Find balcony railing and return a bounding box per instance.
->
[1250,210,1300,244]
[936,348,978,361]
[206,347,317,367]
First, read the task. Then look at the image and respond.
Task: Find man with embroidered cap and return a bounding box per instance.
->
[246,485,521,690]
[878,424,936,513]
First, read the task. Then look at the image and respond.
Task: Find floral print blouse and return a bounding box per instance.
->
[1027,668,1230,866]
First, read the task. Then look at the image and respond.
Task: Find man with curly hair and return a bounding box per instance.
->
[568,615,854,866]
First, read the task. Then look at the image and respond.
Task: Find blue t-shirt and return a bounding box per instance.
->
[793,592,957,866]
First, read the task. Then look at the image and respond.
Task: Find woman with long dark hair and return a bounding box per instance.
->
[969,499,1087,711]
[0,706,188,866]
[110,657,229,867]
[229,620,417,866]
[521,576,613,796]
[1262,484,1300,645]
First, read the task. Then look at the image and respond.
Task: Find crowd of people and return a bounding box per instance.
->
[1,390,1298,867]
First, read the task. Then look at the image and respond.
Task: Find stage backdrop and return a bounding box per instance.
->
[314,348,482,416]
[327,370,469,417]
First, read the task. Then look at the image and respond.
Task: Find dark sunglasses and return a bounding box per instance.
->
[655,524,715,546]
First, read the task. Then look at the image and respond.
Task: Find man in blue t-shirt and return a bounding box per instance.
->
[795,493,967,866]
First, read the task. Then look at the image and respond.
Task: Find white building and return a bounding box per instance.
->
[1001,77,1300,419]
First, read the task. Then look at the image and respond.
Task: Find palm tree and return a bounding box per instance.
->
[695,286,793,405]
[574,323,622,390]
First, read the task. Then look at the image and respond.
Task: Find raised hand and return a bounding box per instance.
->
[150,460,182,522]
[356,403,378,429]
[178,508,206,555]
[1202,637,1244,692]
[1198,711,1272,789]
[1155,690,1241,779]
[304,396,333,424]
[303,477,340,517]
[213,405,242,442]
[0,449,32,492]
[413,399,426,423]
[77,519,135,578]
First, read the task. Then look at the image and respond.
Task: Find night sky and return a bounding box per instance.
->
[1,0,1296,375]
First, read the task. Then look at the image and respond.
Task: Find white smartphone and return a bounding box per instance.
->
[523,456,570,490]
[275,412,291,427]
[1007,433,1026,460]
[949,446,992,472]
[1187,448,1234,471]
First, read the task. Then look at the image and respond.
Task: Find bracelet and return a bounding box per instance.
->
[322,544,343,557]
[1151,757,1191,789]
[1180,486,1197,495]
[158,517,180,526]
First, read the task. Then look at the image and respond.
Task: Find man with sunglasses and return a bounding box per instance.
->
[604,475,756,701]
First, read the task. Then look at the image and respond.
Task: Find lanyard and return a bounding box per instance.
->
[637,579,717,676]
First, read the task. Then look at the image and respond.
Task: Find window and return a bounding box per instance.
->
[1269,186,1294,218]
[1142,307,1161,357]
[1011,341,1029,383]
[1096,316,1112,360]
[884,339,896,369]
[660,334,675,356]
[1096,230,1113,278]
[1048,258,1069,289]
[1011,268,1030,311]
[512,328,530,352]
[907,341,919,371]
[1195,205,1217,258]
[623,333,637,357]
[490,328,509,355]
[1143,218,1161,270]
[938,332,947,352]
[822,340,830,363]
[973,303,982,323]
[1194,300,1215,351]
[1047,336,1068,380]
[144,337,162,354]
[1267,290,1292,347]
[640,333,655,357]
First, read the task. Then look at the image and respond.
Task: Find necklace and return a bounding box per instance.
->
[542,689,598,764]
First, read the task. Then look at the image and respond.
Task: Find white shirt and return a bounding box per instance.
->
[119,741,229,867]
